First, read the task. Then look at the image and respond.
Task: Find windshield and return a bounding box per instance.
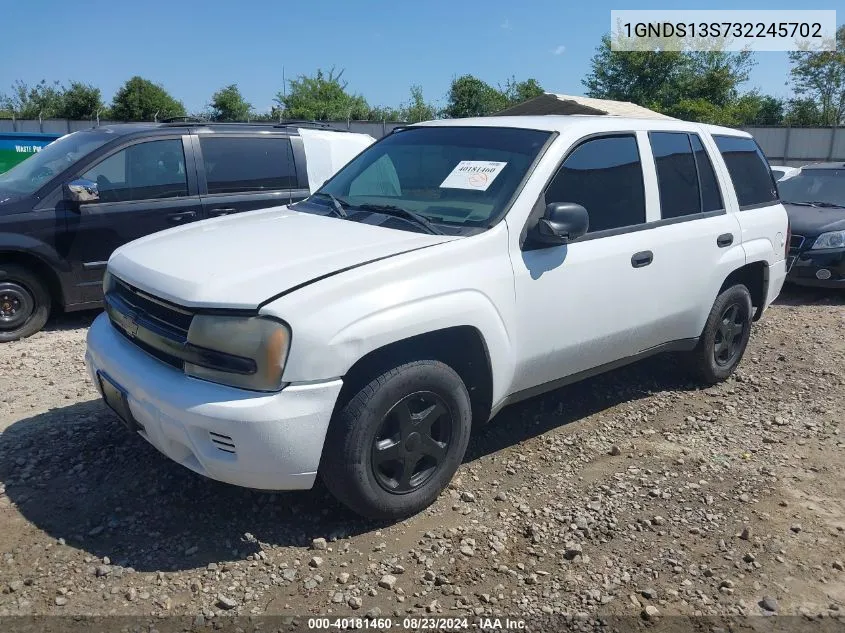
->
[0,129,112,195]
[308,126,551,231]
[778,169,845,207]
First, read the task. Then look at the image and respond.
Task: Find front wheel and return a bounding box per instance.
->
[0,264,52,342]
[687,284,753,385]
[321,360,472,520]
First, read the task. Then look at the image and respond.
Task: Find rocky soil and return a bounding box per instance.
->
[1,287,844,631]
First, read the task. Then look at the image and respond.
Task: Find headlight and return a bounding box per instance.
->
[811,231,845,250]
[185,315,291,391]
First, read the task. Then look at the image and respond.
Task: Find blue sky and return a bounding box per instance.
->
[2,0,839,114]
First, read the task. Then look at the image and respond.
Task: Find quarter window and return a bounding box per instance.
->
[546,135,646,233]
[690,134,723,212]
[714,135,777,208]
[200,136,296,195]
[81,139,188,203]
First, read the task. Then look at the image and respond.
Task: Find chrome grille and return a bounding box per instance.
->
[790,234,806,251]
[106,278,195,369]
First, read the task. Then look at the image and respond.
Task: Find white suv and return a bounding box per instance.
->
[85,116,789,519]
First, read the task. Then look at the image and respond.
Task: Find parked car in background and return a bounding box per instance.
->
[0,132,61,174]
[0,122,374,340]
[770,164,800,181]
[779,163,845,288]
[85,116,788,520]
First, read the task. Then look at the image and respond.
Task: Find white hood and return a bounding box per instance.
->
[108,206,455,309]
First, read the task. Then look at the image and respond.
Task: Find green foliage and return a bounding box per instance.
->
[444,74,543,118]
[57,82,105,119]
[209,84,252,121]
[111,76,186,122]
[583,36,766,125]
[784,98,825,126]
[400,85,437,122]
[444,75,509,118]
[275,68,370,121]
[788,25,845,125]
[1,80,64,119]
[665,93,785,126]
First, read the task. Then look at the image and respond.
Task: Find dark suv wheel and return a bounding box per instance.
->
[687,284,753,385]
[321,360,472,520]
[0,264,52,342]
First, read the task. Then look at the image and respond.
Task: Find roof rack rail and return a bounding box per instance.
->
[273,120,341,130]
[159,116,209,124]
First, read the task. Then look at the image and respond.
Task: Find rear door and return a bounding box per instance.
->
[58,135,203,302]
[195,134,299,218]
[637,130,745,343]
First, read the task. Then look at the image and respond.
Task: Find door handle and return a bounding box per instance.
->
[208,207,236,217]
[167,210,197,223]
[631,251,653,268]
[717,233,734,248]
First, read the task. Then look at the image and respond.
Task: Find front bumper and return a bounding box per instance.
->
[85,313,342,490]
[787,246,845,289]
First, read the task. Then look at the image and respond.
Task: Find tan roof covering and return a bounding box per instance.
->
[496,93,675,120]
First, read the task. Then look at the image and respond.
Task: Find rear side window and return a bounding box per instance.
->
[546,135,646,233]
[199,136,295,194]
[714,135,777,208]
[649,132,725,219]
[650,132,700,219]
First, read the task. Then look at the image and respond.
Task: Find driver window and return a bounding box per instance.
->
[80,139,188,203]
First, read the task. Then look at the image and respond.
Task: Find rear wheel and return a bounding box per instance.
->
[687,284,752,385]
[321,360,471,520]
[0,264,52,342]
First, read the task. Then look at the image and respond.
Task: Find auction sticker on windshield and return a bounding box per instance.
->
[440,161,507,191]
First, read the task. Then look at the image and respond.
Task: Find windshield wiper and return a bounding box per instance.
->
[807,201,845,209]
[786,200,845,209]
[311,192,348,218]
[352,203,443,235]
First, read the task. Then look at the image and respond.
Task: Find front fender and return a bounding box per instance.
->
[325,290,514,405]
[0,232,68,272]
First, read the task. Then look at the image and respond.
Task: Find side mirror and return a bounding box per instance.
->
[63,178,99,206]
[532,202,589,246]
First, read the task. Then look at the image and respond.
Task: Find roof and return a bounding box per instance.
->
[495,93,675,120]
[414,115,746,138]
[71,121,364,137]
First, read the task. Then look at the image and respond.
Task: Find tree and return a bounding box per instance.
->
[444,75,509,118]
[275,68,370,121]
[209,84,252,121]
[111,76,186,121]
[784,98,824,126]
[503,77,544,105]
[583,36,755,117]
[788,25,845,125]
[2,80,64,119]
[400,85,438,122]
[57,82,105,119]
[582,35,685,110]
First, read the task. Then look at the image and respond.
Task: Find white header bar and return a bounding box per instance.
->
[610,10,838,52]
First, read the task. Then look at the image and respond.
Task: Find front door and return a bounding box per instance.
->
[57,136,203,302]
[508,133,666,394]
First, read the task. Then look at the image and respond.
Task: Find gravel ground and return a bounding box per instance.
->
[1,287,844,630]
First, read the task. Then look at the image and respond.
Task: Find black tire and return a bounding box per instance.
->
[687,284,753,385]
[321,360,472,520]
[0,264,52,342]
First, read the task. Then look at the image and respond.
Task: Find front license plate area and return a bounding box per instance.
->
[98,371,143,433]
